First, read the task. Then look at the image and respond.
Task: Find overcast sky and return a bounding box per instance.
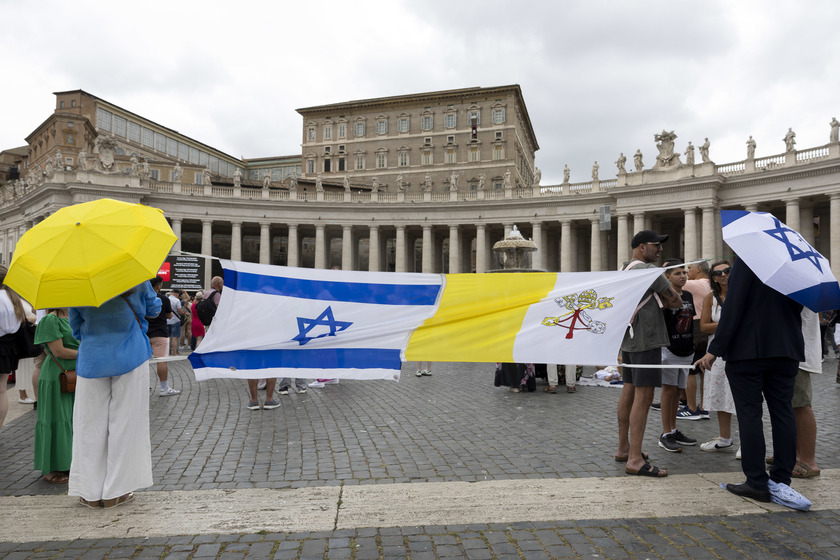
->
[2,0,838,185]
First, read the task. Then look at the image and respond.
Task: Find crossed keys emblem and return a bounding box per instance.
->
[542,289,614,339]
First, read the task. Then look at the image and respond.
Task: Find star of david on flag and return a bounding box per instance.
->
[721,210,840,312]
[293,306,352,345]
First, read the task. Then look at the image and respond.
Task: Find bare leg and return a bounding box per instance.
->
[616,382,635,458]
[156,362,168,384]
[794,406,818,470]
[264,378,276,402]
[718,411,732,439]
[660,384,679,434]
[628,386,659,472]
[685,374,698,411]
[0,374,8,429]
[247,379,259,402]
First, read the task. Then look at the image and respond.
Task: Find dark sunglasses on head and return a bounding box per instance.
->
[712,267,731,277]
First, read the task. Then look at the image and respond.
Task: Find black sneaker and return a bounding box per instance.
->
[658,433,682,453]
[650,402,661,411]
[673,430,697,446]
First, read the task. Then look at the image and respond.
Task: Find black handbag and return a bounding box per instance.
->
[15,321,44,358]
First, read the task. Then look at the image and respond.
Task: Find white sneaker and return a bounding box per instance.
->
[416,370,423,377]
[309,381,326,388]
[159,387,181,397]
[18,397,35,404]
[700,437,734,452]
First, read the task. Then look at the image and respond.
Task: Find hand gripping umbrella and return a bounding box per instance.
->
[721,210,840,312]
[6,198,177,308]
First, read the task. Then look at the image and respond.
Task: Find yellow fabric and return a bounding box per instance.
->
[7,198,176,308]
[405,272,557,362]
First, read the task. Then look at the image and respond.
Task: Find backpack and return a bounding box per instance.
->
[195,289,218,326]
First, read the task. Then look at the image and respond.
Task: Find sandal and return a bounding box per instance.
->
[44,471,69,484]
[791,461,820,478]
[543,386,557,393]
[614,452,649,462]
[566,386,576,393]
[625,462,667,477]
[79,497,102,508]
[102,492,134,509]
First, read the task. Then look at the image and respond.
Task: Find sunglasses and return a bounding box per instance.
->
[712,267,731,277]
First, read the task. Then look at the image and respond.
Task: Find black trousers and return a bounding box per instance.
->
[725,358,798,490]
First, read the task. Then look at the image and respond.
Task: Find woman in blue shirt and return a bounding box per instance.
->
[68,280,161,509]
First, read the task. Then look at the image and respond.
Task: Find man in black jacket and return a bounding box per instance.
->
[695,258,804,501]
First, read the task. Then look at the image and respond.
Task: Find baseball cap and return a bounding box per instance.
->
[631,230,669,248]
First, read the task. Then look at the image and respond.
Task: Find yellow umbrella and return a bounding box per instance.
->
[6,198,177,308]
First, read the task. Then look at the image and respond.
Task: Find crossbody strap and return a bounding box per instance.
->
[120,294,143,331]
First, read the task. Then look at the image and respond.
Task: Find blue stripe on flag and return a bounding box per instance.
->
[786,281,840,313]
[224,269,440,306]
[188,347,402,371]
[720,210,750,228]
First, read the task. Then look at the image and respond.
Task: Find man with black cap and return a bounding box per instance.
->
[616,230,682,477]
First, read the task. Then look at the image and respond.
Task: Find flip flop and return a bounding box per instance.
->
[614,452,650,462]
[625,462,667,477]
[543,386,557,393]
[791,461,821,478]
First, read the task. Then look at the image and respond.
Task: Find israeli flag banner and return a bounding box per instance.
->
[189,260,443,381]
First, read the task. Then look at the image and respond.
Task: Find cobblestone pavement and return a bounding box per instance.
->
[3,356,840,558]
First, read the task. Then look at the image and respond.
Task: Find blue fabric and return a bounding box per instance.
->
[69,282,162,378]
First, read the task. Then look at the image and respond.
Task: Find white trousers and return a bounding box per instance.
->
[69,361,153,501]
[547,364,577,387]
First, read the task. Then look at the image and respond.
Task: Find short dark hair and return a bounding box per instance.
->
[150,276,163,288]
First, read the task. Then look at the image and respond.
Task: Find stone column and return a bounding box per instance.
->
[832,194,840,280]
[395,225,406,273]
[560,220,572,272]
[744,204,758,212]
[632,212,645,237]
[287,224,299,267]
[315,224,326,269]
[422,225,433,273]
[342,225,354,271]
[475,224,487,273]
[531,221,544,271]
[589,218,602,272]
[785,198,801,232]
[259,222,270,264]
[503,223,513,237]
[369,225,380,272]
[230,221,242,261]
[701,206,716,260]
[616,213,629,266]
[448,225,460,273]
[170,217,182,253]
[800,204,815,245]
[683,208,698,263]
[201,219,213,288]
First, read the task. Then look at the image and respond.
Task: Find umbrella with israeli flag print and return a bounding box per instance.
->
[720,210,840,312]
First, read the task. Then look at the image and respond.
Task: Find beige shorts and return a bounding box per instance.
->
[792,369,812,408]
[150,337,169,358]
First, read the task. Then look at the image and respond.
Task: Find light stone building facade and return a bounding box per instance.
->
[2,87,840,290]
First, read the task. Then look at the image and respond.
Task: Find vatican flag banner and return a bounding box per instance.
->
[188,260,664,381]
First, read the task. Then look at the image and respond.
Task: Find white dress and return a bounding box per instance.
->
[702,297,736,414]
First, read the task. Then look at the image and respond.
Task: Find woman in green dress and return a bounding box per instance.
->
[33,308,78,484]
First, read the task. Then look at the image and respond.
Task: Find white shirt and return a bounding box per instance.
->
[0,290,22,336]
[166,295,182,326]
[800,309,821,374]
